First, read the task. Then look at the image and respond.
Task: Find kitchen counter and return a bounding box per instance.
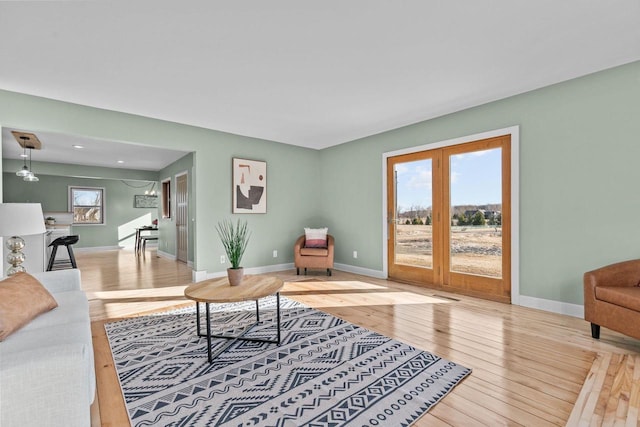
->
[46,224,73,230]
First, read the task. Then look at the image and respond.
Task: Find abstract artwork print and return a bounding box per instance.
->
[232,158,267,213]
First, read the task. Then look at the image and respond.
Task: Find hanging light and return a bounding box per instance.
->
[15,136,39,181]
[23,147,39,182]
[16,145,30,177]
[23,172,39,182]
[145,182,157,195]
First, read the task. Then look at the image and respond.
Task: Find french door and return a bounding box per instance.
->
[387,135,511,302]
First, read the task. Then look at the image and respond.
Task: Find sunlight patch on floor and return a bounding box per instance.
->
[284,280,454,308]
[87,285,188,300]
[286,280,388,291]
[103,300,188,318]
[292,291,452,308]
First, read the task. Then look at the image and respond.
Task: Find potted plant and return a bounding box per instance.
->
[46,216,56,225]
[216,218,251,286]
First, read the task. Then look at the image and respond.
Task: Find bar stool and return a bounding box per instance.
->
[47,235,79,271]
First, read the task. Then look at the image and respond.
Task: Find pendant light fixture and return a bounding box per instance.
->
[145,182,157,195]
[15,145,30,177]
[14,135,39,182]
[23,146,39,182]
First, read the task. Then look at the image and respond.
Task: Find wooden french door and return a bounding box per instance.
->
[176,173,188,263]
[387,149,443,286]
[387,135,511,302]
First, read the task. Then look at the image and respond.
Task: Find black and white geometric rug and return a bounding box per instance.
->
[105,296,471,426]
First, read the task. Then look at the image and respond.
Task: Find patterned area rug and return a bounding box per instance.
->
[105,296,471,426]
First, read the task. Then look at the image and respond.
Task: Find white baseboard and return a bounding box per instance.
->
[517,295,584,318]
[193,270,208,282]
[156,250,176,260]
[245,263,295,275]
[156,250,192,266]
[196,263,386,282]
[193,263,296,282]
[194,263,387,282]
[334,263,386,279]
[75,245,122,252]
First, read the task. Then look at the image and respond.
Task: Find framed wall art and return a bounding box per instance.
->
[134,195,159,208]
[232,158,267,213]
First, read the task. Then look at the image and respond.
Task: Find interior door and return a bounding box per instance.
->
[387,135,511,302]
[176,173,188,263]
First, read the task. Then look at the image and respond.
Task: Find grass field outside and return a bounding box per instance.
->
[394,224,502,277]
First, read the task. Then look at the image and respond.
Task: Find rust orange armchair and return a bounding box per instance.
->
[294,234,334,276]
[583,259,640,340]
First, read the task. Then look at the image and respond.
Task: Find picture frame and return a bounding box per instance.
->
[232,158,267,213]
[134,195,159,208]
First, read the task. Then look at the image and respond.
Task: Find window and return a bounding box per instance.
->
[69,186,105,224]
[162,179,171,218]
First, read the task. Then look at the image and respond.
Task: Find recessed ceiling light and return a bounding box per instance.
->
[117,160,124,164]
[72,144,84,149]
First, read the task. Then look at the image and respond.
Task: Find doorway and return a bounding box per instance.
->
[387,134,511,302]
[175,172,188,263]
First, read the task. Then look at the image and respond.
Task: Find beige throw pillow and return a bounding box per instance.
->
[0,272,58,341]
[304,227,328,248]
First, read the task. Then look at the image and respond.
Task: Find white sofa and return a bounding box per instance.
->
[0,269,95,427]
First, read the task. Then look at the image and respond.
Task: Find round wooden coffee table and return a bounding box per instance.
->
[184,275,284,362]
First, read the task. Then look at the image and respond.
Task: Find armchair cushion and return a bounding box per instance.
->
[300,247,329,256]
[304,227,328,248]
[595,286,640,312]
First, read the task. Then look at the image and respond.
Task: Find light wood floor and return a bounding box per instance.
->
[80,249,640,426]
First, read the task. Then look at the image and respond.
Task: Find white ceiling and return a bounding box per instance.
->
[1,1,639,153]
[1,127,188,171]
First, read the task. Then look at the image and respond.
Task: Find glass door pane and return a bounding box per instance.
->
[449,148,502,278]
[394,159,433,268]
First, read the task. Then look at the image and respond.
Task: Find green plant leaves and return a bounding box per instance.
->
[216,219,251,269]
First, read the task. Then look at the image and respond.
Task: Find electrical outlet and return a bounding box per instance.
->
[353,250,358,259]
[220,255,225,264]
[273,250,278,258]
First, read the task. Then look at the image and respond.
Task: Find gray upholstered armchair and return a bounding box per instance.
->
[294,234,334,276]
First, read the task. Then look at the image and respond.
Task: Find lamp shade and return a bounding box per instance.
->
[0,203,46,237]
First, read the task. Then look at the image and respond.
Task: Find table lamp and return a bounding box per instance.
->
[0,203,46,276]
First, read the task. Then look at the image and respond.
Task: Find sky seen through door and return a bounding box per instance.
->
[396,149,501,211]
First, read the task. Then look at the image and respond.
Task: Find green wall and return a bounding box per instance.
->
[157,153,195,262]
[2,155,196,257]
[2,172,157,248]
[320,60,640,305]
[0,90,322,275]
[2,60,639,306]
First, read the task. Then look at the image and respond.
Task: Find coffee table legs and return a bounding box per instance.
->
[195,293,282,363]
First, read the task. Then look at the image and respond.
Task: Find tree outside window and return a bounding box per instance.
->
[69,187,105,224]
